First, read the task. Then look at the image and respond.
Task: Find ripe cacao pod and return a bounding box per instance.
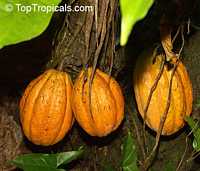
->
[72,68,124,137]
[133,48,193,135]
[19,69,74,146]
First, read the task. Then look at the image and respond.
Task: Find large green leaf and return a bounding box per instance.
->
[120,0,154,46]
[0,0,61,48]
[185,116,200,152]
[121,131,139,171]
[10,146,84,171]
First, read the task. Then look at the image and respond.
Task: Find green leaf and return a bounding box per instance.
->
[10,146,84,171]
[121,131,139,171]
[119,0,154,46]
[56,146,84,166]
[0,0,61,48]
[185,116,200,152]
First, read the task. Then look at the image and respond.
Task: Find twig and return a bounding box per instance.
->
[187,18,191,34]
[82,9,94,106]
[109,18,115,76]
[178,25,185,57]
[97,0,107,40]
[95,0,99,47]
[187,151,200,162]
[88,0,109,120]
[144,59,179,170]
[127,106,146,161]
[184,120,200,163]
[172,26,181,44]
[174,26,187,171]
[84,11,94,66]
[142,50,165,154]
[102,28,110,69]
[176,121,198,171]
[191,23,200,30]
[144,24,185,170]
[176,134,189,171]
[101,0,117,74]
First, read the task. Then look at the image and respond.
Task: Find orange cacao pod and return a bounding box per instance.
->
[133,48,193,135]
[72,68,124,137]
[19,69,74,146]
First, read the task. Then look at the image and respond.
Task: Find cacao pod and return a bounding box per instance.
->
[133,48,193,135]
[19,69,74,146]
[72,68,124,137]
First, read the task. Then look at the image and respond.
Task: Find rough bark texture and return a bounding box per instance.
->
[46,0,125,79]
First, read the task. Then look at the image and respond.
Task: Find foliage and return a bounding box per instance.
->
[119,0,154,46]
[185,117,200,151]
[0,0,61,48]
[0,0,154,48]
[185,116,200,152]
[10,146,84,171]
[121,131,139,171]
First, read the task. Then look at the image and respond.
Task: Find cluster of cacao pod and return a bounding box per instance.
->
[19,48,193,146]
[19,67,124,146]
[19,20,193,146]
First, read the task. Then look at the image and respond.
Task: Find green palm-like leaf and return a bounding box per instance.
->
[0,0,61,48]
[120,0,154,46]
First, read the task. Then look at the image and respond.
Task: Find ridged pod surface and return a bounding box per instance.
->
[72,68,124,137]
[19,69,73,146]
[133,48,193,135]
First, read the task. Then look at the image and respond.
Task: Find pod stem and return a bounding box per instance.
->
[160,16,176,61]
[57,57,65,71]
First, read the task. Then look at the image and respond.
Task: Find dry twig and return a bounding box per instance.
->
[143,23,185,170]
[127,106,146,161]
[142,49,165,155]
[176,124,196,171]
